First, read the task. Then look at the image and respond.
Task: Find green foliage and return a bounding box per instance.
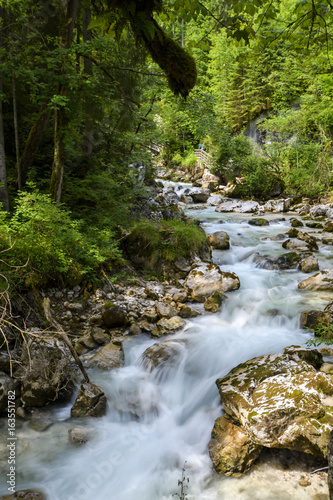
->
[306,321,333,347]
[182,152,197,168]
[0,189,120,288]
[127,218,206,267]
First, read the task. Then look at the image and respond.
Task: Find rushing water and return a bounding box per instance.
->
[1,197,332,499]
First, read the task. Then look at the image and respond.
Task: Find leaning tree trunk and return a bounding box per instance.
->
[50,0,79,203]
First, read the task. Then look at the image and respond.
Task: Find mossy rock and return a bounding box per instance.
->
[248,218,269,226]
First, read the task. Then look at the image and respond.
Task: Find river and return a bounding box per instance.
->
[0,189,331,499]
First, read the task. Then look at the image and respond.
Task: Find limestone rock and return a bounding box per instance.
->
[91,327,110,345]
[209,416,262,476]
[151,316,186,337]
[128,323,142,336]
[141,339,187,371]
[204,292,225,313]
[300,310,331,330]
[156,302,177,318]
[300,255,319,273]
[144,282,165,300]
[248,218,269,226]
[101,303,126,327]
[71,382,107,418]
[18,336,72,407]
[184,263,240,301]
[264,199,291,212]
[176,303,200,318]
[87,342,124,370]
[215,201,240,213]
[188,188,211,203]
[207,195,224,206]
[298,270,333,291]
[255,252,301,270]
[282,238,313,252]
[208,231,230,250]
[234,201,260,213]
[285,229,318,251]
[215,350,333,463]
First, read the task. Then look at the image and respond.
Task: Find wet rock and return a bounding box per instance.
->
[156,302,177,318]
[140,321,156,333]
[309,205,331,218]
[184,263,240,301]
[234,201,260,213]
[68,427,95,445]
[320,363,333,375]
[300,255,319,273]
[209,416,262,476]
[144,282,165,300]
[248,218,269,226]
[91,327,111,345]
[284,346,323,370]
[151,316,186,337]
[306,221,324,229]
[176,303,200,318]
[188,188,211,203]
[324,221,333,232]
[0,373,17,413]
[255,252,301,271]
[0,490,46,500]
[29,409,54,431]
[264,199,291,212]
[204,292,225,313]
[207,194,224,206]
[215,201,240,213]
[71,382,107,418]
[18,336,73,407]
[291,218,303,227]
[141,339,187,371]
[208,231,230,250]
[298,270,333,291]
[282,238,313,252]
[286,228,318,250]
[172,290,188,303]
[101,303,126,327]
[128,323,142,336]
[215,350,333,466]
[87,342,124,370]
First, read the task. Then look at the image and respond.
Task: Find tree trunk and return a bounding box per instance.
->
[0,9,9,211]
[82,2,94,167]
[50,0,79,203]
[329,430,333,500]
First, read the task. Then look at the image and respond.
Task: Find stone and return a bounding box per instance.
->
[91,327,110,345]
[101,303,126,327]
[284,346,323,369]
[207,195,224,206]
[143,308,159,323]
[144,282,165,300]
[184,263,240,301]
[320,363,333,375]
[300,255,319,273]
[215,201,240,213]
[172,290,188,303]
[139,321,156,333]
[0,490,46,500]
[141,339,187,371]
[248,218,269,226]
[215,350,333,464]
[209,416,262,476]
[255,252,301,271]
[204,292,225,313]
[208,231,230,250]
[151,316,186,337]
[87,342,124,370]
[285,228,318,251]
[0,351,10,373]
[71,382,107,418]
[176,303,200,318]
[0,373,17,413]
[234,201,260,213]
[264,199,291,212]
[299,270,333,291]
[324,221,333,232]
[18,336,73,407]
[180,194,193,204]
[129,323,142,336]
[291,219,303,227]
[282,238,313,252]
[68,427,94,445]
[188,188,211,203]
[156,302,177,318]
[309,205,330,218]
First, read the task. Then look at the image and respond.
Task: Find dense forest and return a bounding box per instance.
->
[0,0,333,290]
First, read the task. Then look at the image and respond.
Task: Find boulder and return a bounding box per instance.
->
[68,427,95,445]
[215,201,240,213]
[0,490,46,500]
[208,231,230,250]
[176,303,200,318]
[128,323,142,336]
[86,342,124,370]
[309,204,331,218]
[144,282,165,300]
[184,263,240,301]
[233,201,260,213]
[18,336,73,407]
[324,221,333,232]
[300,310,331,330]
[264,199,291,212]
[299,255,319,273]
[254,252,301,271]
[282,238,313,252]
[156,302,177,318]
[204,292,225,313]
[214,348,333,474]
[101,303,126,327]
[188,188,210,203]
[286,228,318,251]
[248,218,269,226]
[206,195,224,206]
[151,316,186,338]
[298,270,333,291]
[71,382,107,418]
[291,218,303,227]
[141,339,187,371]
[91,327,111,345]
[209,416,262,476]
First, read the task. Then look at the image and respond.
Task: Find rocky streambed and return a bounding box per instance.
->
[2,182,333,499]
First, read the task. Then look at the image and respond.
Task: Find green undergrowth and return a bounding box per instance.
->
[306,321,333,347]
[0,189,121,290]
[127,218,206,267]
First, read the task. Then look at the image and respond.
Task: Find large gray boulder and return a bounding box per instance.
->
[188,188,210,203]
[184,263,240,301]
[211,347,333,477]
[18,335,73,407]
[264,199,291,212]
